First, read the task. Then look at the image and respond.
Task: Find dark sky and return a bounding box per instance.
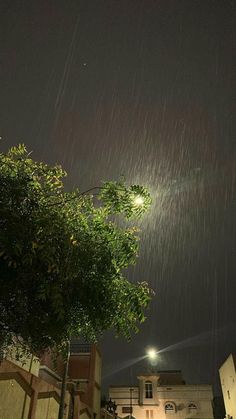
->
[1,0,236,395]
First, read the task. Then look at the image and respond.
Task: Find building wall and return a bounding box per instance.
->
[109,374,214,419]
[0,344,101,419]
[0,378,31,419]
[35,397,59,419]
[219,353,236,419]
[68,343,102,419]
[40,350,64,380]
[0,359,64,419]
[80,409,92,419]
[94,385,102,417]
[69,354,91,380]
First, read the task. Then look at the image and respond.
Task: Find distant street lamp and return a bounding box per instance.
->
[146,348,158,373]
[147,348,157,361]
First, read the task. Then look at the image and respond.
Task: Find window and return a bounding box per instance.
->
[188,403,197,412]
[165,403,176,414]
[145,381,153,398]
[227,390,231,400]
[146,410,153,419]
[122,407,132,414]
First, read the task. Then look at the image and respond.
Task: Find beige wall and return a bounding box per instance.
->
[0,359,67,419]
[35,397,59,419]
[0,378,31,419]
[0,344,101,419]
[219,353,236,419]
[80,411,91,419]
[0,377,63,419]
[110,383,214,419]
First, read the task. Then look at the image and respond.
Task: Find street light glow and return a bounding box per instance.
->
[147,348,157,360]
[134,195,144,206]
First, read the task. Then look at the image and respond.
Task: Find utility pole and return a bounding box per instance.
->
[129,388,134,419]
[58,339,71,419]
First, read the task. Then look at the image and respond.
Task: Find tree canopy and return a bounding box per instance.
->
[0,145,153,355]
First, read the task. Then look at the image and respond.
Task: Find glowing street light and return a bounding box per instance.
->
[147,348,157,360]
[134,195,144,206]
[146,348,158,374]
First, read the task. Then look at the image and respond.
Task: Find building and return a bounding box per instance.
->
[0,350,63,419]
[0,342,101,419]
[219,353,236,419]
[109,371,214,419]
[68,342,102,419]
[40,341,102,419]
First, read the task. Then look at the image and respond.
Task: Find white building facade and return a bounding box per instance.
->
[109,371,214,419]
[219,353,236,419]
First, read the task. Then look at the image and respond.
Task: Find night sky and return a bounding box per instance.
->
[1,0,236,395]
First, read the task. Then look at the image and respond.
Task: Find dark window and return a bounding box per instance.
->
[145,381,153,398]
[122,407,132,413]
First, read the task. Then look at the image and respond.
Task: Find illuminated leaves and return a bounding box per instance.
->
[99,180,152,218]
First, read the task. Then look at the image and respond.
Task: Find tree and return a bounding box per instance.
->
[0,145,153,357]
